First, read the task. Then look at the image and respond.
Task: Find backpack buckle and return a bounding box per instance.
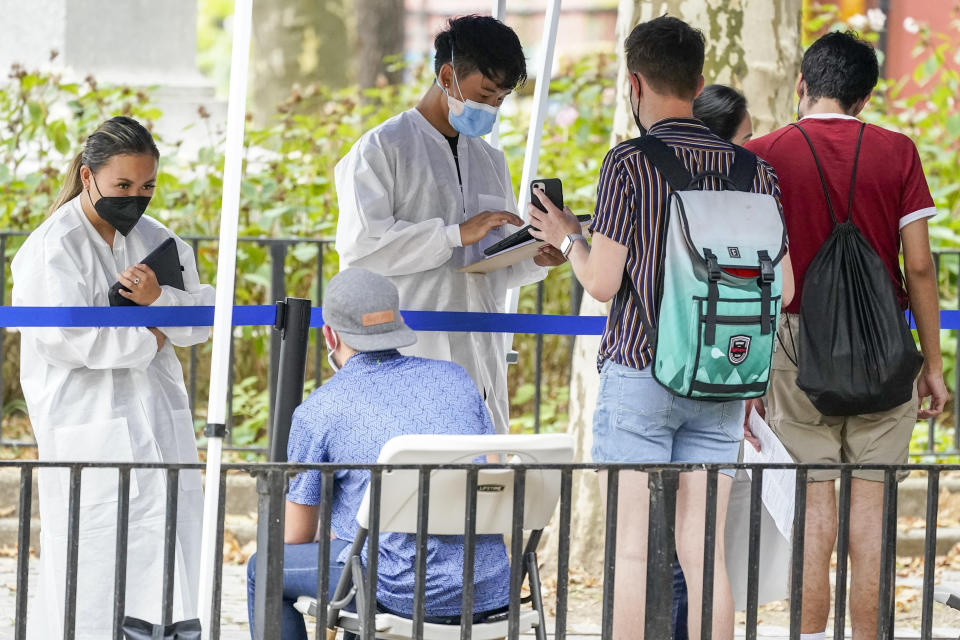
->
[758,250,775,283]
[704,249,722,282]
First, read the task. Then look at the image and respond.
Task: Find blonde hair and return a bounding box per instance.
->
[49,116,160,215]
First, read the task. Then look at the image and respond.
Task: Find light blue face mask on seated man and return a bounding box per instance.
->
[437,53,499,138]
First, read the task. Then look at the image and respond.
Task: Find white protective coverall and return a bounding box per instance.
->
[335,108,546,432]
[12,196,214,638]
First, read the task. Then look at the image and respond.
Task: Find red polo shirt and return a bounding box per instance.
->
[746,114,936,313]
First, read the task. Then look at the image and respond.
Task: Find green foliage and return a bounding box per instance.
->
[863,19,960,449]
[0,66,163,231]
[0,52,614,447]
[196,0,234,97]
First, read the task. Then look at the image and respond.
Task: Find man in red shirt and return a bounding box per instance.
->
[746,31,948,640]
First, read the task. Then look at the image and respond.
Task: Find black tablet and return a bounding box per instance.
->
[109,237,186,306]
[483,214,592,257]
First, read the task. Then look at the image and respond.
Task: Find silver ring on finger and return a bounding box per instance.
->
[133,278,141,285]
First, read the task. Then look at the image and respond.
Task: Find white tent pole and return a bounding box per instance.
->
[503,0,561,346]
[197,0,253,635]
[488,0,507,149]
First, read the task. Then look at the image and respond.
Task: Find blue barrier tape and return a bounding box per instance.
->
[0,306,608,335]
[0,306,277,327]
[0,306,956,334]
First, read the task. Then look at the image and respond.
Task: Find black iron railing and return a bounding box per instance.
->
[0,230,957,456]
[1,459,953,639]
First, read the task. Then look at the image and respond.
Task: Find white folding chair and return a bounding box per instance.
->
[294,433,574,640]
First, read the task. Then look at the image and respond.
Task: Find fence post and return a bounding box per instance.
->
[268,297,311,463]
[645,468,678,638]
[252,467,287,639]
[253,297,310,636]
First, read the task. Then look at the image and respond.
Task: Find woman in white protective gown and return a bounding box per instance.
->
[12,116,214,638]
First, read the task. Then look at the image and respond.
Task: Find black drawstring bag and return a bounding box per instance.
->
[790,122,922,416]
[121,617,201,640]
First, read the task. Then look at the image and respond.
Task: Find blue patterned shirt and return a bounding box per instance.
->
[286,350,510,616]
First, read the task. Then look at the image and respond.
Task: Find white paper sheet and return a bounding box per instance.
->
[725,469,792,609]
[742,408,796,541]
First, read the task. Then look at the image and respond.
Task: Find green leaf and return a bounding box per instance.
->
[26,101,43,124]
[47,120,70,154]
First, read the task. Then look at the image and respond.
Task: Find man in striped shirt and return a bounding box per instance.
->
[529,16,792,640]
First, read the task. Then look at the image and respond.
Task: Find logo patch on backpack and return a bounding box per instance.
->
[728,247,741,259]
[729,336,751,365]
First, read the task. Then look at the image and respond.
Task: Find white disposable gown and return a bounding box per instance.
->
[12,196,214,638]
[335,108,546,432]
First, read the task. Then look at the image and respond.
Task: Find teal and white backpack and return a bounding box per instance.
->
[611,135,787,400]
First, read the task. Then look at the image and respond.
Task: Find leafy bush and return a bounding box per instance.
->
[0,53,615,451]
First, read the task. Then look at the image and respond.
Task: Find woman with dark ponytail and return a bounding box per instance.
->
[12,116,214,637]
[693,84,753,145]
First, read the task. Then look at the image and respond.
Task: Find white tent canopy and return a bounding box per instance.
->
[195,1,562,635]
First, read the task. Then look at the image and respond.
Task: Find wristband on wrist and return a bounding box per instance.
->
[560,233,586,258]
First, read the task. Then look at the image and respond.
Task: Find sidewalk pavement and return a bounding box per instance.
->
[3,557,960,639]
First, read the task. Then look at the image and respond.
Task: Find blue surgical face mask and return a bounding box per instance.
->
[438,56,499,138]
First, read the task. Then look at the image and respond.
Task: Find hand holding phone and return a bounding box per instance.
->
[530,178,563,213]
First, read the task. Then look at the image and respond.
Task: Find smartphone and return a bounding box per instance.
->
[530,178,563,213]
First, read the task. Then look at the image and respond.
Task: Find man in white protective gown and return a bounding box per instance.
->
[12,116,214,638]
[335,15,565,433]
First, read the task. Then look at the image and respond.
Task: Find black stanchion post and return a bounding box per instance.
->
[253,297,311,638]
[269,297,311,463]
[267,242,290,435]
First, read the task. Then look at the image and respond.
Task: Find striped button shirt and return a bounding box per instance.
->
[589,117,782,372]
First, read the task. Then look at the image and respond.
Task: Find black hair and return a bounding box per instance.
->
[433,15,527,90]
[801,31,879,110]
[51,116,159,214]
[693,85,748,141]
[624,15,704,100]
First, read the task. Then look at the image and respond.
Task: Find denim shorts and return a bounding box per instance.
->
[591,360,744,476]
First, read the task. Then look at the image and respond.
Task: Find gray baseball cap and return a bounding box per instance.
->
[322,268,417,352]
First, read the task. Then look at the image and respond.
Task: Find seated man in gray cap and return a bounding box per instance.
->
[246,267,510,640]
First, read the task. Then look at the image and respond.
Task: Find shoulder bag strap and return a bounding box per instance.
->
[608,135,687,346]
[790,121,867,226]
[629,134,693,191]
[790,123,839,225]
[845,123,867,224]
[728,145,759,192]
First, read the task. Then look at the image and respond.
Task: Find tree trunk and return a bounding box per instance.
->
[542,0,803,577]
[250,0,351,120]
[353,0,405,88]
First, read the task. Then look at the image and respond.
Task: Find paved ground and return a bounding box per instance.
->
[3,556,960,639]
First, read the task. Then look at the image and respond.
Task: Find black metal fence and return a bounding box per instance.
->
[0,232,958,456]
[2,459,954,639]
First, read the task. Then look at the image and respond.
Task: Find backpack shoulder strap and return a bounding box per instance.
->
[728,145,758,192]
[790,123,839,224]
[607,136,678,350]
[626,135,692,192]
[790,121,867,226]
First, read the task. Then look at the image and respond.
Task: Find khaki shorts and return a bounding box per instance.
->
[765,314,919,483]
